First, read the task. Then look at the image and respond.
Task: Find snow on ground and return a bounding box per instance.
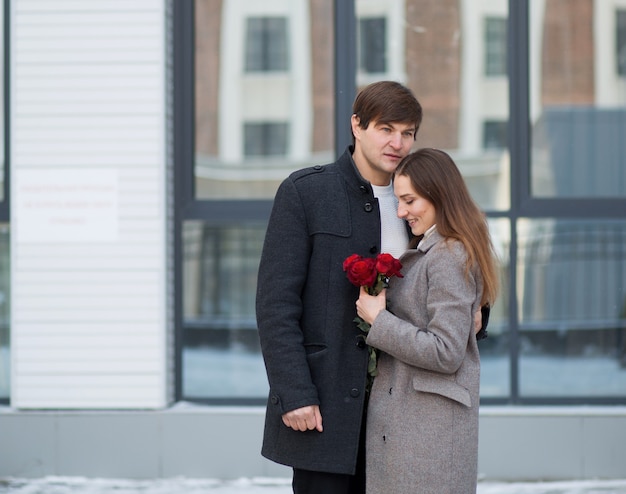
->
[2,477,626,494]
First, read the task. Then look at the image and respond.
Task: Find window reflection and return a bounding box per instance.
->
[182,221,267,399]
[244,122,289,157]
[485,17,507,77]
[0,225,9,399]
[187,0,512,401]
[530,1,626,198]
[194,0,334,200]
[517,219,626,397]
[356,0,510,211]
[359,17,387,74]
[194,0,512,208]
[244,17,289,73]
[479,218,511,398]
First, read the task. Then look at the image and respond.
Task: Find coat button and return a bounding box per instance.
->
[364,202,373,212]
[350,388,360,397]
[359,185,367,193]
[369,245,378,254]
[270,395,279,404]
[313,165,322,170]
[356,336,366,348]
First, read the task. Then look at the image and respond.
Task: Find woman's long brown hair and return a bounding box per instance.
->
[395,148,499,307]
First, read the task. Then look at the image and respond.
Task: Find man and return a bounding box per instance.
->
[256,81,422,494]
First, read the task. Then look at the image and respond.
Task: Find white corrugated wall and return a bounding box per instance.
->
[10,0,171,408]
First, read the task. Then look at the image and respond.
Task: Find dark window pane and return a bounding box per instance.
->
[244,122,289,157]
[359,17,386,73]
[245,17,289,72]
[485,17,507,76]
[483,120,508,150]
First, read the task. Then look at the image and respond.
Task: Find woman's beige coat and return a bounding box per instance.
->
[366,231,483,494]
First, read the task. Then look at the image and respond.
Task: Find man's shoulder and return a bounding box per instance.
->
[289,157,347,181]
[288,149,354,185]
[289,163,335,182]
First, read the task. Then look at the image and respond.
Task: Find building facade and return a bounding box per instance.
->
[1,0,626,481]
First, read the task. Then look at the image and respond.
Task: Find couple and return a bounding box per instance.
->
[256,81,499,494]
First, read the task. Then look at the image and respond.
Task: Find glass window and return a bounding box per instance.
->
[186,0,335,401]
[245,17,289,72]
[359,17,386,74]
[517,219,626,397]
[618,10,626,76]
[483,120,508,150]
[479,218,511,399]
[194,0,334,201]
[531,1,626,198]
[369,0,510,211]
[243,122,289,157]
[182,0,626,406]
[182,221,267,400]
[0,225,9,400]
[485,17,507,76]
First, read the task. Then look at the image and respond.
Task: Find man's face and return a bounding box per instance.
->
[351,115,416,186]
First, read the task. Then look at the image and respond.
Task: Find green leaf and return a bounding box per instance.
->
[353,316,371,334]
[368,348,378,376]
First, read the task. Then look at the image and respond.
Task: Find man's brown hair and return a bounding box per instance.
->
[351,81,423,143]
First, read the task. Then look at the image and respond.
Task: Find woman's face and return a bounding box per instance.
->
[394,174,436,237]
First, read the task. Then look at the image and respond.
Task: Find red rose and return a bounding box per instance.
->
[342,253,362,272]
[344,257,377,287]
[375,253,404,278]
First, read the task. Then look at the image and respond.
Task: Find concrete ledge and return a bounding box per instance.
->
[478,406,626,481]
[1,404,625,481]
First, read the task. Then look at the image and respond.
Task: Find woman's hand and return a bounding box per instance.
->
[356,286,387,325]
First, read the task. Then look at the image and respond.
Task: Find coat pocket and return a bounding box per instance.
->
[412,373,472,408]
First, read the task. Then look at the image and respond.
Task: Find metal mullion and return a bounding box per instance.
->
[0,0,10,223]
[507,0,531,403]
[520,198,626,219]
[334,0,356,157]
[182,200,273,224]
[172,0,194,402]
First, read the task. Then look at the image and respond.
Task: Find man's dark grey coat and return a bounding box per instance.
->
[256,147,386,475]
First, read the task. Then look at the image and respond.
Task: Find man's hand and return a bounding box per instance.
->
[474,309,482,334]
[282,405,323,432]
[475,305,490,340]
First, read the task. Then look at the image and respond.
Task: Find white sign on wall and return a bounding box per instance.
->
[14,168,119,244]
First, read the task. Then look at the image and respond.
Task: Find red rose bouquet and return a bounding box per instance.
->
[343,253,403,390]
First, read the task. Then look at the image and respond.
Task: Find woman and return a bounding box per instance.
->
[356,148,499,494]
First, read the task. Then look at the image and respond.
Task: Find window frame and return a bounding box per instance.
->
[0,0,9,223]
[0,0,9,405]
